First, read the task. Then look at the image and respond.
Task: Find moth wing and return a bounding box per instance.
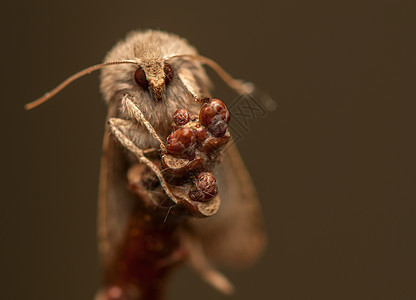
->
[189,143,267,268]
[97,100,136,270]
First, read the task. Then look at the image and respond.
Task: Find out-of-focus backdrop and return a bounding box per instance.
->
[1,1,415,299]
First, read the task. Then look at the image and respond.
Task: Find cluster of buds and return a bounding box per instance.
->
[160,98,231,203]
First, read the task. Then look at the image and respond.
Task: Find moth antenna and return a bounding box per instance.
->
[167,54,254,95]
[24,60,138,110]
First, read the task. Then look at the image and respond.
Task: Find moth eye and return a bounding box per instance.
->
[134,66,148,89]
[164,63,174,85]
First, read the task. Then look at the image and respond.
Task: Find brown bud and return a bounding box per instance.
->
[161,154,204,178]
[200,132,230,154]
[166,127,196,159]
[192,124,209,143]
[199,98,230,137]
[173,108,190,126]
[189,172,218,202]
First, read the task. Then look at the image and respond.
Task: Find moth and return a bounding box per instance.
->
[26,29,266,300]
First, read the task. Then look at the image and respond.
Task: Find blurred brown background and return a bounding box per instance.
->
[1,0,415,299]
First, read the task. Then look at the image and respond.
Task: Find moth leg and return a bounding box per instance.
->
[121,94,166,150]
[108,117,177,203]
[142,148,158,154]
[178,68,210,102]
[182,231,234,295]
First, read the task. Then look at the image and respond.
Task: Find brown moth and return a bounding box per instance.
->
[26,29,266,300]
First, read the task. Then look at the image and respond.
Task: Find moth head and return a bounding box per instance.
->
[134,60,174,101]
[24,30,253,111]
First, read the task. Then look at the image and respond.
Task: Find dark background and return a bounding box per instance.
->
[1,0,415,299]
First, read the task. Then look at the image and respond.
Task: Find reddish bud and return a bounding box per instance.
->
[192,124,208,143]
[199,99,230,137]
[173,108,190,126]
[166,127,196,159]
[189,172,218,202]
[200,133,230,153]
